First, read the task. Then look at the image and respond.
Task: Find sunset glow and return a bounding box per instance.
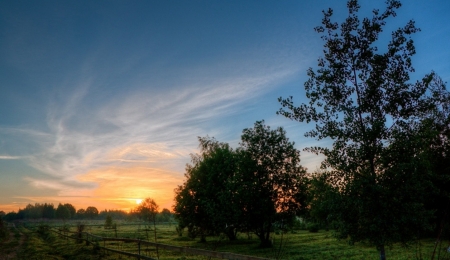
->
[0,0,449,214]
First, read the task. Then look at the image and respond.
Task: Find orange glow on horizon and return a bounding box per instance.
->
[76,165,181,211]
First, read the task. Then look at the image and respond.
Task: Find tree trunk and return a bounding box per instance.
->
[258,228,273,248]
[259,237,273,248]
[379,244,386,260]
[225,226,237,241]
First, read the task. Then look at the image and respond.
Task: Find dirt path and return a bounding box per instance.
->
[0,223,26,260]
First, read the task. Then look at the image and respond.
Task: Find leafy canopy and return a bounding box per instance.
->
[278,0,449,258]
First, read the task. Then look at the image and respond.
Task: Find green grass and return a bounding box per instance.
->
[8,221,450,260]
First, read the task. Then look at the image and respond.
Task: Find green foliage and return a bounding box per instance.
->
[136,198,159,223]
[174,122,308,247]
[278,0,450,259]
[0,217,7,240]
[104,214,113,229]
[76,208,86,219]
[98,209,129,220]
[13,222,447,259]
[239,120,308,247]
[175,224,184,237]
[157,208,174,222]
[63,203,76,218]
[306,171,339,230]
[136,197,160,255]
[56,203,71,221]
[3,211,18,221]
[307,223,319,233]
[36,224,53,241]
[174,137,241,242]
[14,203,56,219]
[85,206,99,219]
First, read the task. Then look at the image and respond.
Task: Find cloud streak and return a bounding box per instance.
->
[3,53,303,210]
[0,155,21,160]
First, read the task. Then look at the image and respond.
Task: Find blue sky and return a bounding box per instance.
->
[1,0,449,212]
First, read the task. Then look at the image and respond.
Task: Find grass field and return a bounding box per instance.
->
[2,220,449,260]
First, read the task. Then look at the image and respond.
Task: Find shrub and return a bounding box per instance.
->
[36,224,54,241]
[176,225,184,237]
[307,223,319,233]
[0,218,7,239]
[104,215,113,229]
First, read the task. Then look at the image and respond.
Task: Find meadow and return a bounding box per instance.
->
[1,220,448,260]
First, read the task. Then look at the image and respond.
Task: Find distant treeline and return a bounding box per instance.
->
[1,203,174,223]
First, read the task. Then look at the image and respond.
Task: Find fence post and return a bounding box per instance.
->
[138,239,141,260]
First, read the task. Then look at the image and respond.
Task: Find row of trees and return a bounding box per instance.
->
[2,203,101,221]
[174,1,450,259]
[174,121,308,247]
[2,202,174,223]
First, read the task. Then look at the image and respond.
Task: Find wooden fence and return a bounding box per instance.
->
[51,229,272,260]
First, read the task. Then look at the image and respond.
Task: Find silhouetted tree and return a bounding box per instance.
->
[56,203,71,221]
[63,203,76,219]
[85,206,99,219]
[278,1,449,259]
[238,121,307,247]
[76,208,86,219]
[136,198,159,258]
[157,208,173,222]
[174,137,241,242]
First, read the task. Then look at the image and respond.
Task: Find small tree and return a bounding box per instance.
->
[137,198,159,258]
[76,208,86,219]
[157,208,173,223]
[238,120,308,247]
[105,215,113,229]
[85,206,99,219]
[137,198,159,227]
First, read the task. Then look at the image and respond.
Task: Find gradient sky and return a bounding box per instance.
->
[1,0,449,213]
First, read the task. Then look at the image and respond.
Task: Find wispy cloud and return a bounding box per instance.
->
[2,49,304,210]
[0,155,21,160]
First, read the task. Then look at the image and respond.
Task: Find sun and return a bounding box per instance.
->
[135,199,143,205]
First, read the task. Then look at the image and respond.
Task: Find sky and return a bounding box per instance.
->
[1,0,449,213]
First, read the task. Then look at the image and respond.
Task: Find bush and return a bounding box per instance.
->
[292,217,307,230]
[104,215,113,229]
[0,218,7,239]
[307,223,319,233]
[176,225,184,237]
[36,224,54,241]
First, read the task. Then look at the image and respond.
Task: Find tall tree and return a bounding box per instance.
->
[239,121,307,247]
[278,1,448,259]
[63,203,76,219]
[56,203,71,222]
[174,137,240,241]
